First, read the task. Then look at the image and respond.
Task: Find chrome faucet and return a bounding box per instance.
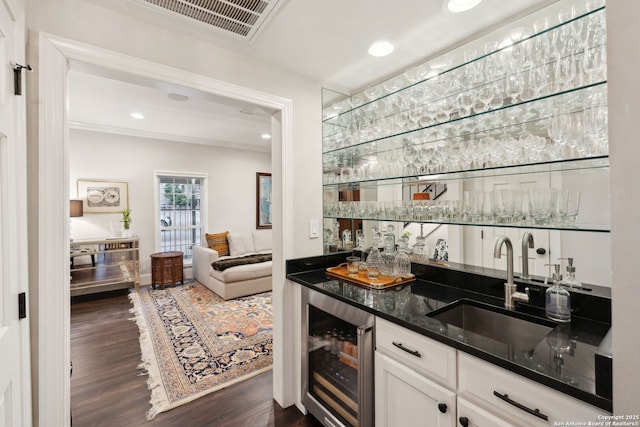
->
[521,232,534,280]
[494,236,530,310]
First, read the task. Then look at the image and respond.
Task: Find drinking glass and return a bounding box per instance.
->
[556,189,581,225]
[528,188,558,225]
[346,256,360,276]
[582,45,606,84]
[505,73,524,105]
[494,190,516,224]
[480,84,500,113]
[482,191,495,223]
[474,86,493,113]
[555,55,576,92]
[528,64,549,98]
[458,90,474,116]
[463,191,484,223]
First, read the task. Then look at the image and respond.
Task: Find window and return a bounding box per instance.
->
[157,174,205,264]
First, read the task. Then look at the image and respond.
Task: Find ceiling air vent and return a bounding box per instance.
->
[133,0,284,41]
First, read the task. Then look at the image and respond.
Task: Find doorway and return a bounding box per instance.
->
[35,33,294,426]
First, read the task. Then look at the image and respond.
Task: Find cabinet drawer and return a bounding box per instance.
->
[376,317,456,388]
[457,396,522,427]
[458,353,610,426]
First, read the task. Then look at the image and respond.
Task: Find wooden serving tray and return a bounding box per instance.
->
[326,264,415,290]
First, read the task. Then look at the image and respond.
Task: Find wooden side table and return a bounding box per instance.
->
[150,251,184,289]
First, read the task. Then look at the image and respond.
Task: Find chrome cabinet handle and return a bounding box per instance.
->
[493,391,549,421]
[392,341,421,358]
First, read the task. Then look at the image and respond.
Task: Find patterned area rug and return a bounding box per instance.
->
[129,283,273,419]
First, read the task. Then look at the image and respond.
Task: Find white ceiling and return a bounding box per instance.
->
[68,68,275,152]
[70,0,557,150]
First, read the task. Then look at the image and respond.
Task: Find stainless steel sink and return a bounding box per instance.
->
[428,299,555,351]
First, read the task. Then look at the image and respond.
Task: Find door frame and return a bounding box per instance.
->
[34,32,294,426]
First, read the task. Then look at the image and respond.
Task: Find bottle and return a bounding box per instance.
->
[394,251,412,277]
[366,246,382,281]
[381,225,397,276]
[559,257,581,289]
[545,264,571,323]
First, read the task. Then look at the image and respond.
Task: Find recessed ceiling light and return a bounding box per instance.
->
[368,40,394,57]
[445,0,482,13]
[261,133,271,140]
[167,93,189,102]
[130,112,145,119]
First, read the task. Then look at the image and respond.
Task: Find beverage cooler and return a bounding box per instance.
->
[302,287,374,427]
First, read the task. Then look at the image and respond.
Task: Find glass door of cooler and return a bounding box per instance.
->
[303,288,374,427]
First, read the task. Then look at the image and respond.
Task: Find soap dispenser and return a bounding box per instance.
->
[545,264,571,323]
[559,257,581,289]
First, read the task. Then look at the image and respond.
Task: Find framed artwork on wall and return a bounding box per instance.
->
[77,179,129,213]
[256,172,272,229]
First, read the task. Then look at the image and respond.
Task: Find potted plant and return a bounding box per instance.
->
[121,209,132,238]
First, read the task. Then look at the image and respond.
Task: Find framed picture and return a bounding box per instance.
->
[256,172,272,229]
[77,179,129,213]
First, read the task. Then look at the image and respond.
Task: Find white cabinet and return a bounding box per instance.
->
[458,352,609,426]
[375,317,457,388]
[375,317,457,427]
[374,317,610,427]
[456,397,519,427]
[375,351,456,427]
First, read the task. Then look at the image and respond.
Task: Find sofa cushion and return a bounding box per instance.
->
[227,232,255,257]
[252,230,272,253]
[210,260,272,284]
[205,231,230,256]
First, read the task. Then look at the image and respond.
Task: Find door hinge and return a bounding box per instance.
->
[11,63,32,96]
[18,292,27,319]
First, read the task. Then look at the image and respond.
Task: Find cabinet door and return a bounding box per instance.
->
[375,352,456,427]
[456,397,520,427]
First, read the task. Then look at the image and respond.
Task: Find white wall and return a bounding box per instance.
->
[69,128,270,276]
[607,1,640,413]
[28,0,324,259]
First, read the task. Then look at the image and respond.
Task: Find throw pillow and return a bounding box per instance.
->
[252,230,272,253]
[206,231,230,257]
[227,233,255,257]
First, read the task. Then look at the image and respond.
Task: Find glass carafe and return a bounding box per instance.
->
[413,234,427,260]
[381,225,397,276]
[394,251,412,277]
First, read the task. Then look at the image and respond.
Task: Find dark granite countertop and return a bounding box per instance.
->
[287,253,612,412]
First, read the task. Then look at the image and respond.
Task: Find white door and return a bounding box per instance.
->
[0,1,31,426]
[375,352,456,427]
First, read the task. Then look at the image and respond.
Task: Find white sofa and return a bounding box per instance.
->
[192,230,272,299]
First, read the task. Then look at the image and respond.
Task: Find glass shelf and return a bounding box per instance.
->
[322,215,610,233]
[323,156,609,188]
[322,81,607,160]
[322,6,605,125]
[322,0,609,249]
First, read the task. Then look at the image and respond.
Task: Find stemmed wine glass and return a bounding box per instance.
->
[505,73,524,105]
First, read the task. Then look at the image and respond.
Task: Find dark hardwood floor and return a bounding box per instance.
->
[71,289,322,427]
